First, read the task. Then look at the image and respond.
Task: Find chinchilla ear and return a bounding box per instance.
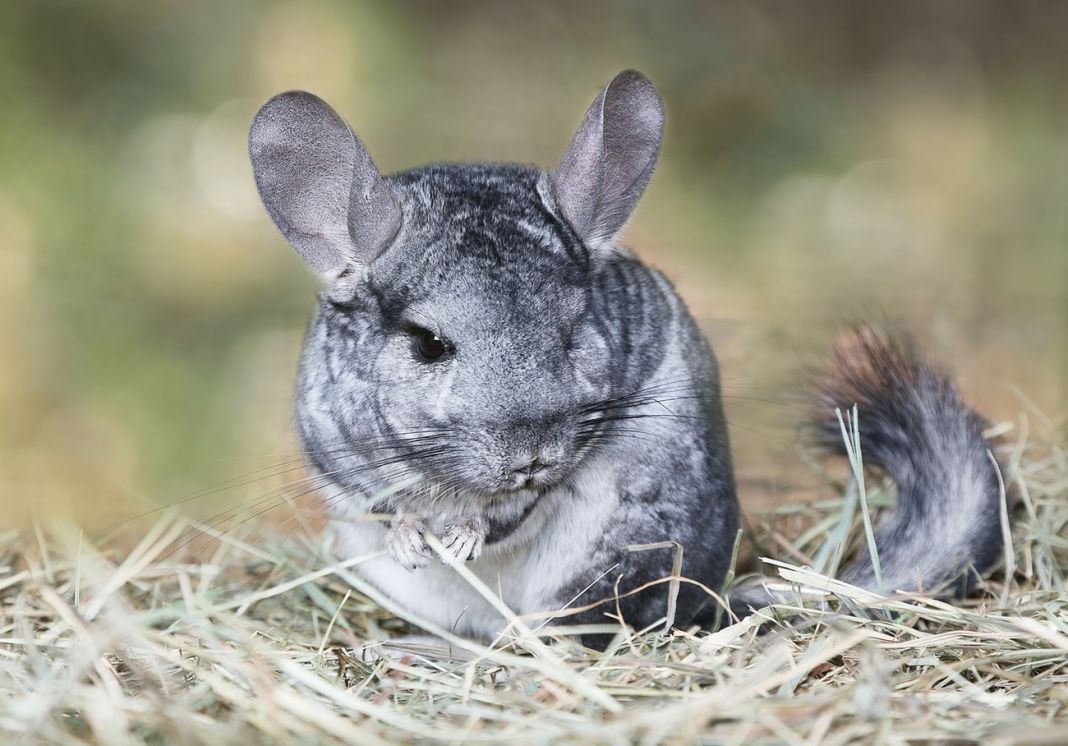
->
[248,91,401,276]
[550,70,664,250]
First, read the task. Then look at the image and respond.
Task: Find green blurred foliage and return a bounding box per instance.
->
[0,1,1065,519]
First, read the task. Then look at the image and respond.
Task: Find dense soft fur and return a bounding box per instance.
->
[814,326,1004,594]
[731,327,1004,615]
[248,71,1004,646]
[292,162,737,640]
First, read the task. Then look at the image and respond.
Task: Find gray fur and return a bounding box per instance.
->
[813,327,1004,595]
[731,327,1005,616]
[248,71,1005,645]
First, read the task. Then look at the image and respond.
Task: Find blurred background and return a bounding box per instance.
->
[1,1,1065,527]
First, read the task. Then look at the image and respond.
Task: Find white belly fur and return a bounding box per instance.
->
[326,453,622,640]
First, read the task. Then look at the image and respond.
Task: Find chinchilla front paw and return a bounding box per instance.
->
[386,518,432,571]
[440,517,487,565]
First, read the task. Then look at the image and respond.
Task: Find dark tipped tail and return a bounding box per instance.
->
[813,325,1004,595]
[730,326,1005,618]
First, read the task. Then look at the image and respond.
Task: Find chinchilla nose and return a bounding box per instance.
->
[507,452,563,489]
[510,456,555,478]
[499,415,571,486]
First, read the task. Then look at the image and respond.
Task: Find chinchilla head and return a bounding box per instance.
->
[249,71,668,497]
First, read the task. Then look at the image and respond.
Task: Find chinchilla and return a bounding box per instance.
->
[247,70,1006,646]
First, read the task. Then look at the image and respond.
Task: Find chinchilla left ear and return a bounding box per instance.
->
[248,91,401,276]
[549,70,665,251]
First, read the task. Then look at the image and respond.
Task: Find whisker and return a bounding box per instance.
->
[95,430,455,536]
[155,440,456,562]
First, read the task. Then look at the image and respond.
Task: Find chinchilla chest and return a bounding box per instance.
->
[325,453,625,639]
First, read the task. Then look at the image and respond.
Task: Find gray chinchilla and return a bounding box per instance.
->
[247,70,1006,645]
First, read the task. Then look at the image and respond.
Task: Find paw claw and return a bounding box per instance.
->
[440,518,487,565]
[386,518,431,571]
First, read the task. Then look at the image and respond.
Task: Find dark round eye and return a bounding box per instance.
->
[408,325,451,362]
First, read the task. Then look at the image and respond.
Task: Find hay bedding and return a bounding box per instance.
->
[1,422,1066,744]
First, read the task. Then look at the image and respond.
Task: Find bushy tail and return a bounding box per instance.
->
[813,325,1004,595]
[731,326,1005,617]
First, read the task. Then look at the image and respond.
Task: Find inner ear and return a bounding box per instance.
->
[550,70,665,250]
[249,91,401,276]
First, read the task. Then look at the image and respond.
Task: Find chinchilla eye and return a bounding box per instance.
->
[407,325,451,362]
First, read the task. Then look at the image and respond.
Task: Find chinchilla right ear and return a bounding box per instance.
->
[550,70,665,252]
[248,91,401,276]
